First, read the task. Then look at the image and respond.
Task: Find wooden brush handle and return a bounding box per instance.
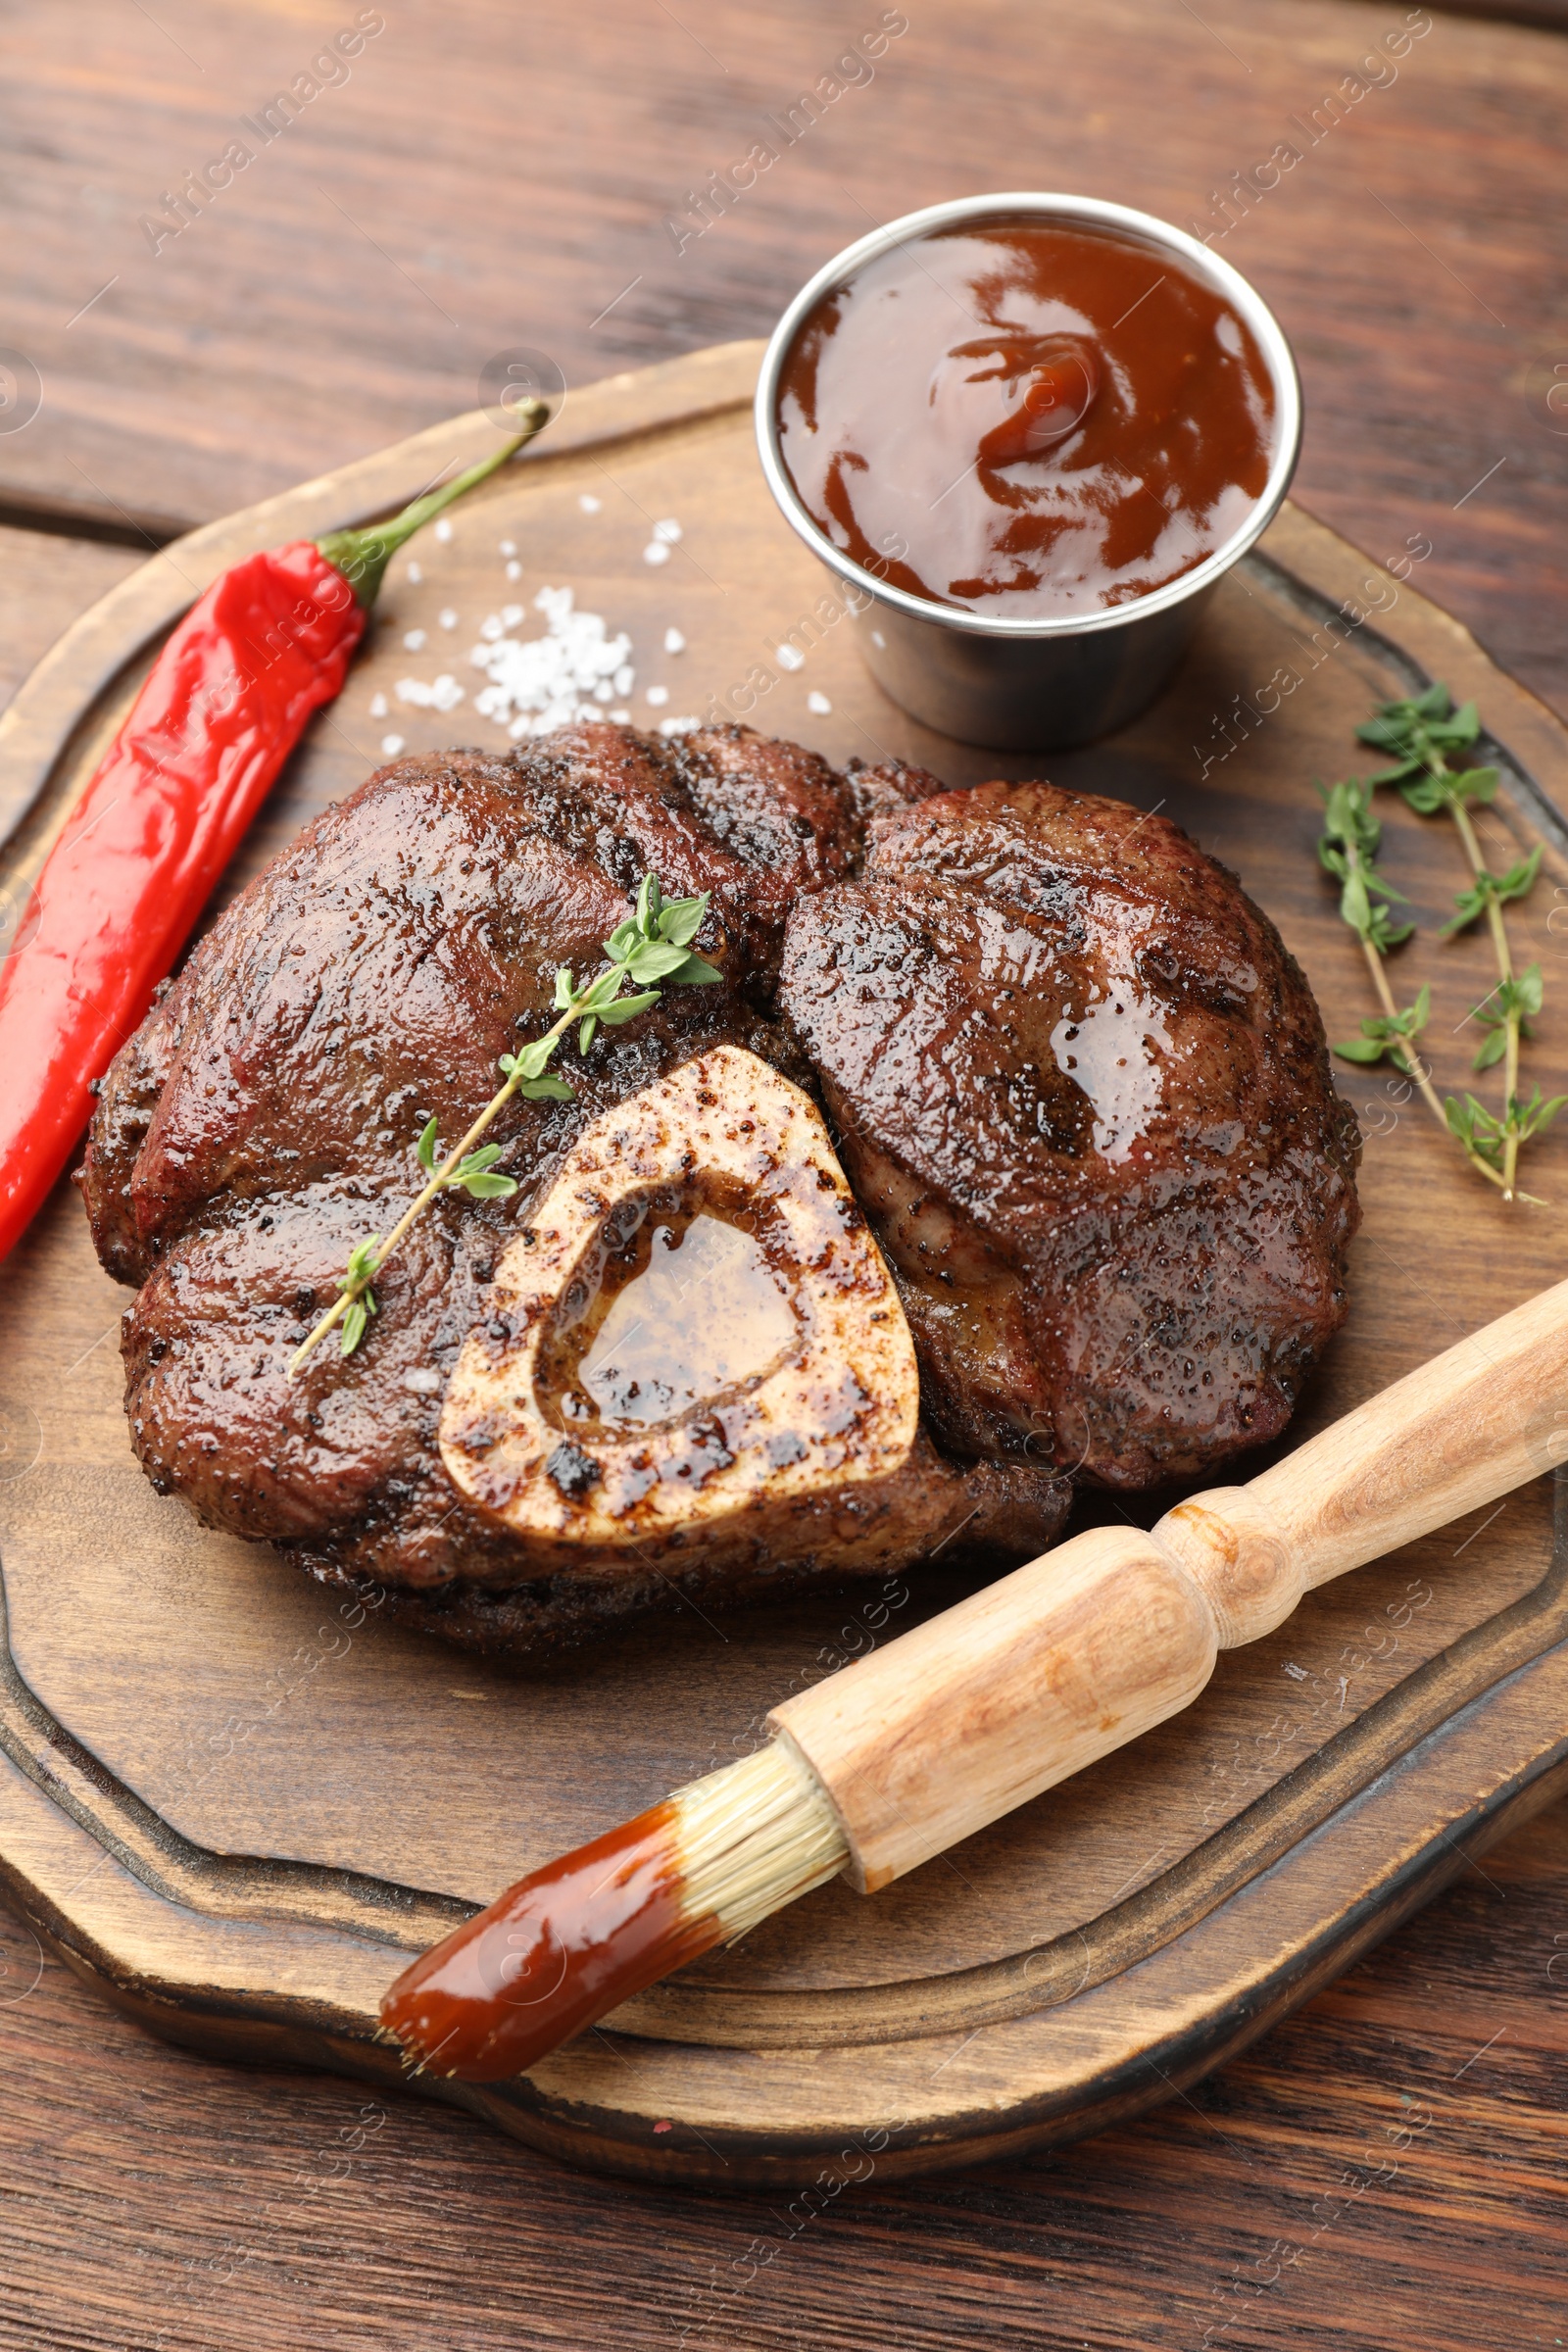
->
[771,1274,1568,1892]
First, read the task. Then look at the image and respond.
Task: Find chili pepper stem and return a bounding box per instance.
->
[316,397,551,611]
[288,1002,573,1379]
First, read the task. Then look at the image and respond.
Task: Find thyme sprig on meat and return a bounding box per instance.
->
[1323,684,1563,1202]
[287,873,720,1376]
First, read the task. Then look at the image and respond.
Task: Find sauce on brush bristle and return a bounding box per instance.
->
[378,1802,722,2082]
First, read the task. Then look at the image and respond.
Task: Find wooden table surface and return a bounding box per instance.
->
[2,1,1566,2342]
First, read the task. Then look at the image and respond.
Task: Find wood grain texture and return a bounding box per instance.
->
[0,0,1563,2309]
[2,0,1567,725]
[0,525,138,724]
[3,1797,1565,2350]
[2,349,1567,2193]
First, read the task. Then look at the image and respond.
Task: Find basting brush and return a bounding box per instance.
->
[380,1270,1568,2083]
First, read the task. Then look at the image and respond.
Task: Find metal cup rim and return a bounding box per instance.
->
[754,190,1302,642]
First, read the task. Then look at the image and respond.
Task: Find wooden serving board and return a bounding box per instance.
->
[3,342,1568,2189]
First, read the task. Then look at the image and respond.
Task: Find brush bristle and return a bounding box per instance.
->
[670,1737,848,1942]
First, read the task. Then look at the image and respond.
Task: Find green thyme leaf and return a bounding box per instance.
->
[339,1236,381,1294]
[577,963,634,1012]
[1445,1092,1506,1168]
[1513,1089,1568,1143]
[1500,846,1544,901]
[1333,986,1430,1070]
[503,1034,562,1084]
[1396,770,1450,815]
[1318,777,1413,951]
[669,951,722,985]
[593,989,662,1026]
[619,936,704,984]
[655,892,710,949]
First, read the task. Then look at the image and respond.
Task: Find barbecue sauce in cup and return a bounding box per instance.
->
[775,219,1276,617]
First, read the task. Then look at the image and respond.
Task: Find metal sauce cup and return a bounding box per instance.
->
[755,193,1302,751]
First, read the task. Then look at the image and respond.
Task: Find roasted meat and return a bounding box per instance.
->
[81,726,1357,1656]
[79,724,1069,1654]
[780,779,1361,1488]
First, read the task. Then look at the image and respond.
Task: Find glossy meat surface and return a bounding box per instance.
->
[80,725,1067,1651]
[780,780,1361,1486]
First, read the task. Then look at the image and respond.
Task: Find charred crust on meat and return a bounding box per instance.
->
[79,728,1357,1656]
[545,1441,601,1501]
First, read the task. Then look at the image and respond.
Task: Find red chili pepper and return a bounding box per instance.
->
[0,409,548,1266]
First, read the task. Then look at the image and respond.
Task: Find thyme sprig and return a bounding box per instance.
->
[1324,683,1564,1202]
[288,873,720,1377]
[1318,777,1468,1159]
[1358,683,1560,1198]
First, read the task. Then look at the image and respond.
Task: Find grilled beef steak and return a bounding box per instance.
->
[81,726,1357,1656]
[780,779,1361,1488]
[80,724,1070,1653]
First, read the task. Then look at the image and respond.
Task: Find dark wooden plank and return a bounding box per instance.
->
[2,1799,1563,2350]
[1,0,1566,719]
[0,525,138,721]
[1422,0,1568,24]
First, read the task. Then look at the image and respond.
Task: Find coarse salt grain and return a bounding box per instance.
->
[396,674,466,712]
[642,542,670,566]
[406,561,422,584]
[659,714,700,736]
[502,604,524,628]
[808,690,833,714]
[613,663,634,696]
[434,517,453,543]
[500,539,516,556]
[579,494,602,514]
[775,643,805,671]
[609,707,631,723]
[439,608,459,630]
[369,692,389,719]
[403,628,427,652]
[468,583,635,739]
[380,733,406,757]
[663,626,686,654]
[506,560,522,581]
[645,685,669,708]
[653,517,682,543]
[478,614,505,641]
